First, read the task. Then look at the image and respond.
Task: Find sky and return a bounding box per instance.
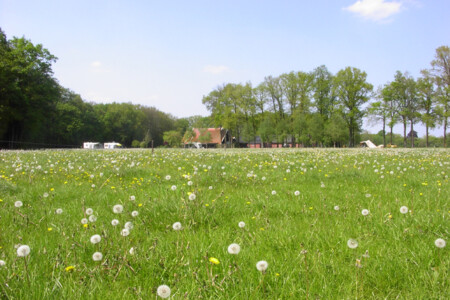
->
[1,0,449,137]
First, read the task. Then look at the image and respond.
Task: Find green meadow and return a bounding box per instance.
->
[0,148,448,299]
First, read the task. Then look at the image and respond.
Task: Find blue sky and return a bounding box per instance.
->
[1,0,449,137]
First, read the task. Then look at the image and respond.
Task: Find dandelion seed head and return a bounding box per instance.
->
[435,238,446,248]
[0,260,5,267]
[90,234,101,244]
[92,252,103,261]
[111,219,119,226]
[347,239,358,249]
[256,260,268,272]
[88,215,97,222]
[172,222,182,231]
[121,228,130,236]
[189,193,196,201]
[131,211,139,217]
[361,209,369,216]
[165,175,171,180]
[157,285,171,298]
[171,185,177,191]
[17,245,30,257]
[129,195,135,201]
[81,218,88,224]
[294,191,300,196]
[113,204,124,214]
[227,243,241,255]
[85,208,93,215]
[238,221,245,228]
[124,221,133,230]
[14,201,23,208]
[400,206,408,214]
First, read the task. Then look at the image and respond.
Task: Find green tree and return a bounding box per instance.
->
[368,86,391,147]
[163,130,182,147]
[429,46,450,147]
[417,70,437,147]
[333,67,373,147]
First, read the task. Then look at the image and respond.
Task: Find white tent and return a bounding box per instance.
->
[83,142,102,149]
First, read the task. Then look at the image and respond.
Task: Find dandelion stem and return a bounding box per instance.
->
[23,257,31,287]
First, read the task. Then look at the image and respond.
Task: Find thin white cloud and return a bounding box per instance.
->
[344,0,403,21]
[202,65,229,74]
[91,61,101,67]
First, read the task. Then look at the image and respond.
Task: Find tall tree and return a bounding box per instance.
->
[368,86,391,147]
[429,46,450,147]
[417,70,437,147]
[333,67,373,147]
[312,65,335,120]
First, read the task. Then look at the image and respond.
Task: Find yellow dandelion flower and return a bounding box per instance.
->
[48,228,53,231]
[209,257,220,265]
[83,224,88,228]
[65,266,75,272]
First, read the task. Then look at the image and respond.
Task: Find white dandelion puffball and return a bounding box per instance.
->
[209,186,213,190]
[361,209,369,216]
[172,222,182,231]
[81,218,88,224]
[334,206,340,211]
[189,193,196,201]
[113,204,124,214]
[124,221,134,230]
[92,252,103,261]
[228,243,241,255]
[365,194,371,198]
[129,195,135,201]
[171,185,177,191]
[321,182,325,188]
[435,238,446,248]
[121,228,130,236]
[347,239,358,249]
[400,206,408,214]
[0,260,5,267]
[17,245,31,257]
[43,192,49,198]
[131,211,139,217]
[165,175,171,180]
[55,208,63,214]
[90,234,101,244]
[187,181,193,186]
[129,247,135,255]
[111,219,119,226]
[157,285,171,298]
[89,215,97,222]
[91,184,96,188]
[238,221,245,228]
[256,260,269,272]
[294,191,300,196]
[15,201,23,208]
[85,208,93,215]
[262,176,266,181]
[271,190,277,195]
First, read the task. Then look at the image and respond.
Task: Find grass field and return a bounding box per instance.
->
[0,148,448,299]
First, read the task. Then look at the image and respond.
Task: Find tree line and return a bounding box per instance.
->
[1,28,448,149]
[0,29,179,149]
[201,46,449,148]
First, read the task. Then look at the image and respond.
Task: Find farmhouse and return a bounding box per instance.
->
[184,128,232,148]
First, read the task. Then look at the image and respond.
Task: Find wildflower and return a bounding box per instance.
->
[365,194,371,198]
[129,247,135,255]
[435,238,446,248]
[209,257,220,265]
[227,243,241,255]
[238,221,245,228]
[85,208,94,215]
[83,224,88,228]
[209,186,213,190]
[361,209,369,216]
[320,182,325,188]
[17,245,31,257]
[262,176,266,181]
[113,204,124,214]
[355,259,362,268]
[334,206,340,211]
[47,228,52,231]
[124,221,133,230]
[400,206,408,214]
[157,285,171,298]
[165,175,171,180]
[172,222,182,231]
[256,260,268,272]
[15,201,23,208]
[363,250,370,258]
[129,195,135,201]
[187,181,193,186]
[347,239,358,249]
[88,215,97,222]
[131,211,139,217]
[121,228,130,236]
[271,190,277,195]
[0,260,5,267]
[111,219,119,226]
[294,191,300,196]
[171,185,177,191]
[81,218,88,225]
[90,234,101,244]
[189,193,196,201]
[92,252,103,261]
[55,208,63,214]
[43,192,49,198]
[65,265,75,272]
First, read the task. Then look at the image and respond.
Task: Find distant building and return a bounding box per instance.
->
[83,142,102,149]
[184,128,232,148]
[104,142,123,149]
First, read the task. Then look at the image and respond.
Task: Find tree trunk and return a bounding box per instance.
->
[426,124,429,148]
[382,116,386,147]
[410,120,414,148]
[403,119,407,148]
[444,117,448,148]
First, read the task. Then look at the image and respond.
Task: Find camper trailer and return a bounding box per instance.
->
[83,142,102,149]
[104,142,123,149]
